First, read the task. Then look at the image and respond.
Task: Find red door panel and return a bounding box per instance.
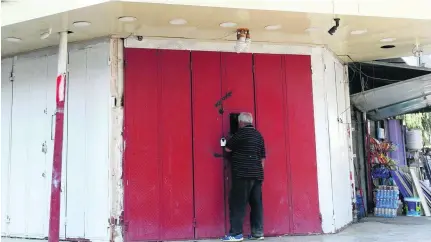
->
[191,51,225,238]
[253,54,292,235]
[283,55,321,234]
[124,49,194,241]
[221,52,255,235]
[159,49,194,240]
[124,48,160,241]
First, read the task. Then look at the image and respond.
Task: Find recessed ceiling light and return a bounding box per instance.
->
[380,37,396,42]
[381,45,396,49]
[40,28,52,40]
[305,27,320,32]
[118,16,137,22]
[350,29,367,35]
[264,25,282,30]
[220,22,238,28]
[73,21,91,27]
[169,18,187,25]
[5,37,22,42]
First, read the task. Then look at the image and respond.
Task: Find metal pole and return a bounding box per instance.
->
[48,31,68,242]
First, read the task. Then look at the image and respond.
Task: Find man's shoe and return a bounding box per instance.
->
[248,235,264,240]
[221,234,244,241]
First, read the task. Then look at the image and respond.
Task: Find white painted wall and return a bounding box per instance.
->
[125,37,354,233]
[1,57,14,236]
[311,48,354,233]
[0,39,111,241]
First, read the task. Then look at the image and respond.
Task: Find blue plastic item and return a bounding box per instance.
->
[404,197,421,217]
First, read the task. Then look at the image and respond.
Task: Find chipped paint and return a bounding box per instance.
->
[108,38,125,242]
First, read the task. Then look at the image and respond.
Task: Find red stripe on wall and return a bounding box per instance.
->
[191,51,226,238]
[284,55,321,234]
[253,54,292,235]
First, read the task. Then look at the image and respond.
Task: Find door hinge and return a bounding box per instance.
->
[6,215,11,224]
[41,141,48,154]
[193,218,197,227]
[9,73,14,82]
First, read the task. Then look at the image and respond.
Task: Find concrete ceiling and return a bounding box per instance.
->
[2,1,431,61]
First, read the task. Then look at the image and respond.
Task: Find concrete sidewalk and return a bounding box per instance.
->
[2,216,431,242]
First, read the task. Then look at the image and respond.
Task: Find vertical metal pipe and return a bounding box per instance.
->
[48,31,68,242]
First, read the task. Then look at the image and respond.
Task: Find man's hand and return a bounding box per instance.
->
[225,147,232,152]
[261,158,266,168]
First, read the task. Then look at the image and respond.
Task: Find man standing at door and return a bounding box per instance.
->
[222,112,266,242]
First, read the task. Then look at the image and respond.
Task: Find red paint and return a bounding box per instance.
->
[221,52,255,235]
[49,74,67,242]
[124,49,194,241]
[284,55,321,234]
[191,51,226,238]
[253,54,291,235]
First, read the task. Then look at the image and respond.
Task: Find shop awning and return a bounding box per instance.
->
[350,73,431,120]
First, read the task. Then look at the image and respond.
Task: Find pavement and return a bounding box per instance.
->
[2,216,431,242]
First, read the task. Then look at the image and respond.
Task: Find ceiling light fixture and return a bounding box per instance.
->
[118,16,137,22]
[328,18,340,35]
[235,28,251,53]
[220,22,237,28]
[350,29,367,35]
[169,18,187,25]
[5,37,22,42]
[264,25,282,30]
[380,37,396,42]
[73,21,91,27]
[40,28,52,40]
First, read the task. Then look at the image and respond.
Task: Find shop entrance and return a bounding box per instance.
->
[123,48,320,241]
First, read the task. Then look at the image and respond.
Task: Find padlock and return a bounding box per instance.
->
[220,137,227,147]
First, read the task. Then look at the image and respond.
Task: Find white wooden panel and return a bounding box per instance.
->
[65,49,88,238]
[1,58,13,236]
[9,56,49,237]
[311,48,335,233]
[323,51,340,230]
[64,42,110,240]
[334,61,353,227]
[84,45,110,239]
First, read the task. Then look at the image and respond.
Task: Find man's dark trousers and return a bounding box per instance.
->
[229,178,263,237]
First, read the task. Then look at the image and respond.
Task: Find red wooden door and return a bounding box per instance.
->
[253,54,292,235]
[191,51,226,238]
[284,55,321,234]
[123,49,321,241]
[220,52,255,235]
[123,48,194,241]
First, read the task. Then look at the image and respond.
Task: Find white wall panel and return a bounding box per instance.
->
[65,48,88,238]
[8,55,49,237]
[63,42,111,240]
[334,61,353,228]
[1,58,14,236]
[1,40,111,241]
[83,45,110,240]
[312,49,353,232]
[311,48,334,233]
